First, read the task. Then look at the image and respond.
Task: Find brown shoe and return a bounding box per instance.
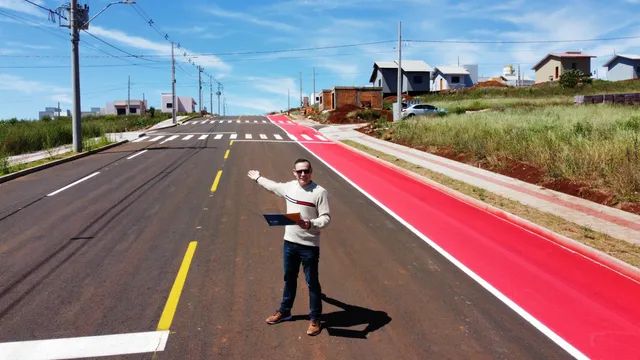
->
[265,311,292,325]
[306,319,321,336]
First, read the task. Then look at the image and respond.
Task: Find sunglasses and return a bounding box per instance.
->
[295,169,311,175]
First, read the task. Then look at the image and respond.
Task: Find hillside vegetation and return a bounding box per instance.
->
[369,80,640,213]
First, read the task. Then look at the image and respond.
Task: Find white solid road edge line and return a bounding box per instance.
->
[266,115,588,360]
[46,172,100,197]
[127,150,148,160]
[0,330,170,360]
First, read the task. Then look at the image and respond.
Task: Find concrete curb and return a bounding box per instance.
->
[0,140,127,184]
[335,140,640,284]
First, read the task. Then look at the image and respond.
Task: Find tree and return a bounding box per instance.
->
[149,106,156,117]
[559,69,592,88]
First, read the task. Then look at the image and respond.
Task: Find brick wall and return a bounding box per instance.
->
[358,90,383,109]
[575,93,640,105]
[320,90,333,111]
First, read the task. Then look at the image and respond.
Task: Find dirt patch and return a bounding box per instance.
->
[620,202,640,214]
[540,178,616,204]
[473,80,509,89]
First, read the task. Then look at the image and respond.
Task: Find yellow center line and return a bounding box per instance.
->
[224,149,230,159]
[229,140,234,146]
[210,170,223,192]
[157,241,198,331]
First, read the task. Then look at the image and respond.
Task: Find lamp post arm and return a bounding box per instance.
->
[83,1,135,27]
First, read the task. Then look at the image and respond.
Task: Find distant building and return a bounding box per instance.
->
[531,51,595,84]
[431,65,477,91]
[81,107,103,118]
[603,54,640,81]
[369,60,433,96]
[318,86,383,111]
[104,100,147,116]
[500,64,534,87]
[38,107,70,120]
[161,93,196,113]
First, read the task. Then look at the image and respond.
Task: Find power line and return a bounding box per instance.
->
[82,30,158,62]
[0,63,169,69]
[22,0,67,20]
[405,35,640,44]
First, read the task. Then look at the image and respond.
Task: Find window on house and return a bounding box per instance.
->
[167,103,173,108]
[451,76,460,83]
[378,79,381,86]
[571,62,577,70]
[130,107,137,114]
[555,66,559,79]
[636,66,640,78]
[413,75,423,84]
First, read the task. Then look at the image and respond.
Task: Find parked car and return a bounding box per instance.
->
[401,104,446,118]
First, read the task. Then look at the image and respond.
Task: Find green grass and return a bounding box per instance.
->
[430,97,574,114]
[0,135,113,176]
[416,79,640,102]
[390,105,640,202]
[0,114,167,156]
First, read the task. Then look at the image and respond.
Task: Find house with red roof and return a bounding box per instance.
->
[531,51,595,84]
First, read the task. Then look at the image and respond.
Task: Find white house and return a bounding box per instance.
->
[104,100,147,116]
[369,60,434,96]
[161,93,196,113]
[431,65,477,91]
[603,54,640,81]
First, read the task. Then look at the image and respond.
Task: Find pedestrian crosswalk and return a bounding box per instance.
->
[184,120,279,125]
[131,133,330,143]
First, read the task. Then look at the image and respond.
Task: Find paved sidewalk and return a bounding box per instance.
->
[306,120,640,246]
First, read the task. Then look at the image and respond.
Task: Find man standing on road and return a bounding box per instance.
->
[247,158,331,336]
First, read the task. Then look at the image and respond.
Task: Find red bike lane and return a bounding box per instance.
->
[268,114,640,359]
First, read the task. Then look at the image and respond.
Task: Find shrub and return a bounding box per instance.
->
[560,69,592,88]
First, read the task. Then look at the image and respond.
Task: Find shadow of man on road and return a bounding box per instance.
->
[320,293,391,339]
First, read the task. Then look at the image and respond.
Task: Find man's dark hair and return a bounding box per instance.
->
[294,158,312,172]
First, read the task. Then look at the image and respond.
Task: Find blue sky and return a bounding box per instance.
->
[1,0,640,119]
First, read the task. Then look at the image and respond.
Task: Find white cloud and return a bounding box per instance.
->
[247,76,297,97]
[88,25,231,73]
[0,73,70,102]
[0,0,45,16]
[204,5,296,32]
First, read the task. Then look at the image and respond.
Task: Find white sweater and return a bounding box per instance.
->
[256,177,331,247]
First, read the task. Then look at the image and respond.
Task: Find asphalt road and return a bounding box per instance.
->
[0,115,569,359]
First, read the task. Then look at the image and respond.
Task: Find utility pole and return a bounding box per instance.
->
[395,20,402,122]
[126,75,130,115]
[299,72,303,108]
[64,0,132,149]
[171,41,176,124]
[223,97,226,116]
[313,67,316,106]
[209,75,213,114]
[216,82,222,116]
[70,0,83,152]
[198,66,203,112]
[57,101,60,119]
[287,88,290,114]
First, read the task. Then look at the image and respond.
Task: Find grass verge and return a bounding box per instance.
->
[342,139,640,268]
[0,136,113,176]
[389,105,640,204]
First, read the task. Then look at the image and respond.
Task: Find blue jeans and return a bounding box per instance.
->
[279,240,322,320]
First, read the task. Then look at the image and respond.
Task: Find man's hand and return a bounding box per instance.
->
[247,170,260,181]
[297,219,311,230]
